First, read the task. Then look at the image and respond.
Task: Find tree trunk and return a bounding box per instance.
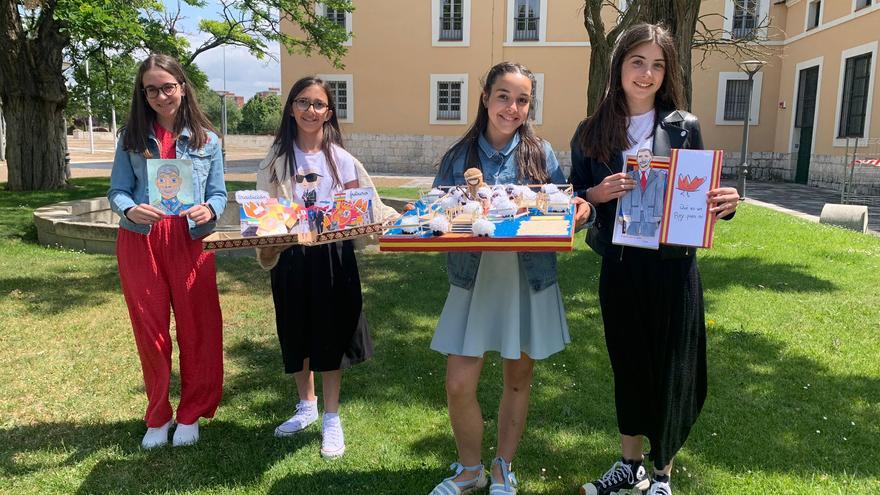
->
[640,0,700,110]
[3,96,69,190]
[586,42,611,115]
[0,0,71,191]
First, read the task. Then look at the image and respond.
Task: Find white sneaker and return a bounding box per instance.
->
[141,421,171,449]
[172,421,200,447]
[648,480,672,495]
[320,414,345,459]
[274,400,319,438]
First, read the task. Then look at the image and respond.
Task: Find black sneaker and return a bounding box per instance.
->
[580,459,650,495]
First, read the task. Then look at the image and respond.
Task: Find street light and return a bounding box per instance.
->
[736,59,766,199]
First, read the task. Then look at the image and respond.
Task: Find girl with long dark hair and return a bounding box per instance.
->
[108,54,226,449]
[255,76,372,459]
[428,62,592,495]
[569,23,739,495]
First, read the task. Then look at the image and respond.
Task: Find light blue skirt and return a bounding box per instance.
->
[431,252,570,360]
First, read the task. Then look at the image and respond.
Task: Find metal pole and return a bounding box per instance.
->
[86,59,95,154]
[221,46,227,168]
[736,73,755,199]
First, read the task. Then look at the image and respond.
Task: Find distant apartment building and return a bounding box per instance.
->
[256,87,282,98]
[281,1,880,193]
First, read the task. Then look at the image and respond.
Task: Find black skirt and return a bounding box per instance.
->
[598,248,707,470]
[270,240,373,373]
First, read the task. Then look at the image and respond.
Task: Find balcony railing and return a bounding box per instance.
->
[513,16,539,41]
[439,15,463,41]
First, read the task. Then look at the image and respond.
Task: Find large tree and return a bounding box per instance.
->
[582,0,775,114]
[1,0,353,191]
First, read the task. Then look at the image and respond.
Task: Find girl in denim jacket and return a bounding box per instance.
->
[429,62,592,495]
[108,54,226,450]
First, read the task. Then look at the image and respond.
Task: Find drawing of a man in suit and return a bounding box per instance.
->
[620,148,667,237]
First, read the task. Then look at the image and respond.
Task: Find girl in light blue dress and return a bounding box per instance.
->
[428,62,593,495]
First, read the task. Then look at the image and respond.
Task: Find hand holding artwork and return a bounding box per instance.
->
[707,187,739,221]
[126,203,164,225]
[181,204,214,225]
[573,196,592,227]
[586,172,635,204]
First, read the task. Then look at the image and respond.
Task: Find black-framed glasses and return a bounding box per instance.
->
[293,98,329,113]
[143,83,181,99]
[295,172,322,183]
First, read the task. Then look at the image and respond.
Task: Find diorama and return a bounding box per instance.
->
[379,168,576,252]
[202,188,384,251]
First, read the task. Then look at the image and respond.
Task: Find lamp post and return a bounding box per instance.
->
[736,59,766,199]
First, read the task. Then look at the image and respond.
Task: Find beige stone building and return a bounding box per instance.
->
[281,0,880,193]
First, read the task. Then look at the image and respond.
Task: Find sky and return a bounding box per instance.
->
[174,1,282,101]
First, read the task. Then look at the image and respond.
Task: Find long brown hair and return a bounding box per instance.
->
[576,23,685,164]
[122,54,214,155]
[265,77,344,187]
[440,62,550,184]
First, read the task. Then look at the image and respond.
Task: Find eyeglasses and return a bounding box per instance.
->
[293,98,329,113]
[143,83,181,99]
[295,172,322,183]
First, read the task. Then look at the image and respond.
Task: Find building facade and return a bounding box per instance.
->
[281,0,880,193]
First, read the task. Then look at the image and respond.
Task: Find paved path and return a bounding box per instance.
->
[722,179,879,234]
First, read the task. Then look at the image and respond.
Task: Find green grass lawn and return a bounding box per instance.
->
[1,178,878,494]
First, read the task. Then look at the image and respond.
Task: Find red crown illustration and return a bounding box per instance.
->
[676,174,706,192]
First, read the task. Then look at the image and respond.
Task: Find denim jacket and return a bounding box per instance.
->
[434,133,566,292]
[108,127,227,239]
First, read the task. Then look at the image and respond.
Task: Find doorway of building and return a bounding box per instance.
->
[794,66,819,184]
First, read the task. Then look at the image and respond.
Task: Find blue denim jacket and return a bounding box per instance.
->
[108,127,227,239]
[433,133,566,291]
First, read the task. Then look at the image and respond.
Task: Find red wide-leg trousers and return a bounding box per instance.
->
[117,217,223,427]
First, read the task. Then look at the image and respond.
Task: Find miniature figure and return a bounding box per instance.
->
[463,167,485,200]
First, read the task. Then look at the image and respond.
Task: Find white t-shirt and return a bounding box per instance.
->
[622,109,656,161]
[291,143,358,207]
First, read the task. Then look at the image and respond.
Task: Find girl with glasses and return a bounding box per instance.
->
[255,76,373,459]
[428,62,593,495]
[108,54,227,449]
[569,24,739,495]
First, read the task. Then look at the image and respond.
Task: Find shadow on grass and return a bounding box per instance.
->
[0,263,121,314]
[266,467,438,495]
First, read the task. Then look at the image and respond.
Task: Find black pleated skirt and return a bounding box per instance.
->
[270,240,373,373]
[598,248,707,470]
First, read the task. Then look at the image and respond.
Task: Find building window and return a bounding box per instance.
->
[318,74,353,123]
[439,0,463,41]
[732,0,758,39]
[437,81,462,121]
[806,1,821,30]
[724,79,751,121]
[325,7,346,28]
[838,53,872,137]
[715,72,763,125]
[528,73,545,125]
[513,0,540,41]
[855,0,872,11]
[430,74,468,125]
[316,3,352,46]
[433,0,470,46]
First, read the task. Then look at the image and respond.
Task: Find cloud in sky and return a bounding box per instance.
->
[188,34,282,101]
[168,1,282,101]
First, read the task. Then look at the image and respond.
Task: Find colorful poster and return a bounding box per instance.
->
[147,159,194,215]
[611,150,671,250]
[659,149,724,248]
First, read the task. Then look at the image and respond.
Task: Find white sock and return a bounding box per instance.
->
[172,421,200,447]
[141,420,171,449]
[300,399,318,411]
[323,412,339,423]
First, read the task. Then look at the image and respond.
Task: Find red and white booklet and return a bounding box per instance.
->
[659,149,724,248]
